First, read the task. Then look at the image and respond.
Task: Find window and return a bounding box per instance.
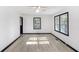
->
[54,16,60,31]
[33,17,41,29]
[54,12,69,36]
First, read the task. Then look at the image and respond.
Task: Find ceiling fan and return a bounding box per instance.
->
[29,6,47,13]
[30,6,47,9]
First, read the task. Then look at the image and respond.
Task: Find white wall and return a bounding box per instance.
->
[23,15,52,33]
[51,7,79,51]
[0,7,20,51]
[0,6,79,51]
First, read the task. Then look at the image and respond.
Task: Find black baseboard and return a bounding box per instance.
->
[50,33,78,52]
[1,33,78,52]
[1,35,22,52]
[23,33,51,34]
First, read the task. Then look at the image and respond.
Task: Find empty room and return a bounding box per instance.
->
[0,6,79,52]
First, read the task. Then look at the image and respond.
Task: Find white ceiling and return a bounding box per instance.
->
[13,6,66,15]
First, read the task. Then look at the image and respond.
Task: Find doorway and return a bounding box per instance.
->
[20,16,23,35]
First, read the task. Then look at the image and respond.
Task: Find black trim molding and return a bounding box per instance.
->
[1,35,22,52]
[1,33,78,52]
[23,33,51,34]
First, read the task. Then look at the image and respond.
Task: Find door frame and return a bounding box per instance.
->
[20,16,23,35]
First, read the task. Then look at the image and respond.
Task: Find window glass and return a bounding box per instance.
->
[33,17,41,29]
[60,14,68,34]
[55,16,59,31]
[54,12,69,36]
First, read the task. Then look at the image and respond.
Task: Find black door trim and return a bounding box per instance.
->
[20,16,23,34]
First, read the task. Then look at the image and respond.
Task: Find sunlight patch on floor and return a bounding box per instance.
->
[39,41,49,44]
[28,37,38,40]
[26,37,49,45]
[39,37,48,40]
[26,41,38,45]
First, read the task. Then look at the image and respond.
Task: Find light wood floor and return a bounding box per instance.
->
[5,34,74,52]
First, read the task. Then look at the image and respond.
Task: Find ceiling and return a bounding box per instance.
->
[13,6,66,15]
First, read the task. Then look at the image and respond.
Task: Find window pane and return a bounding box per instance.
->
[33,17,41,29]
[55,16,59,31]
[60,14,68,34]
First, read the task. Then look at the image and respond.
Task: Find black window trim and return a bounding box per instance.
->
[54,12,69,36]
[33,17,41,30]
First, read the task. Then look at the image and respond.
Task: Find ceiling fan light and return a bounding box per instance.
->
[36,9,39,13]
[38,6,40,9]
